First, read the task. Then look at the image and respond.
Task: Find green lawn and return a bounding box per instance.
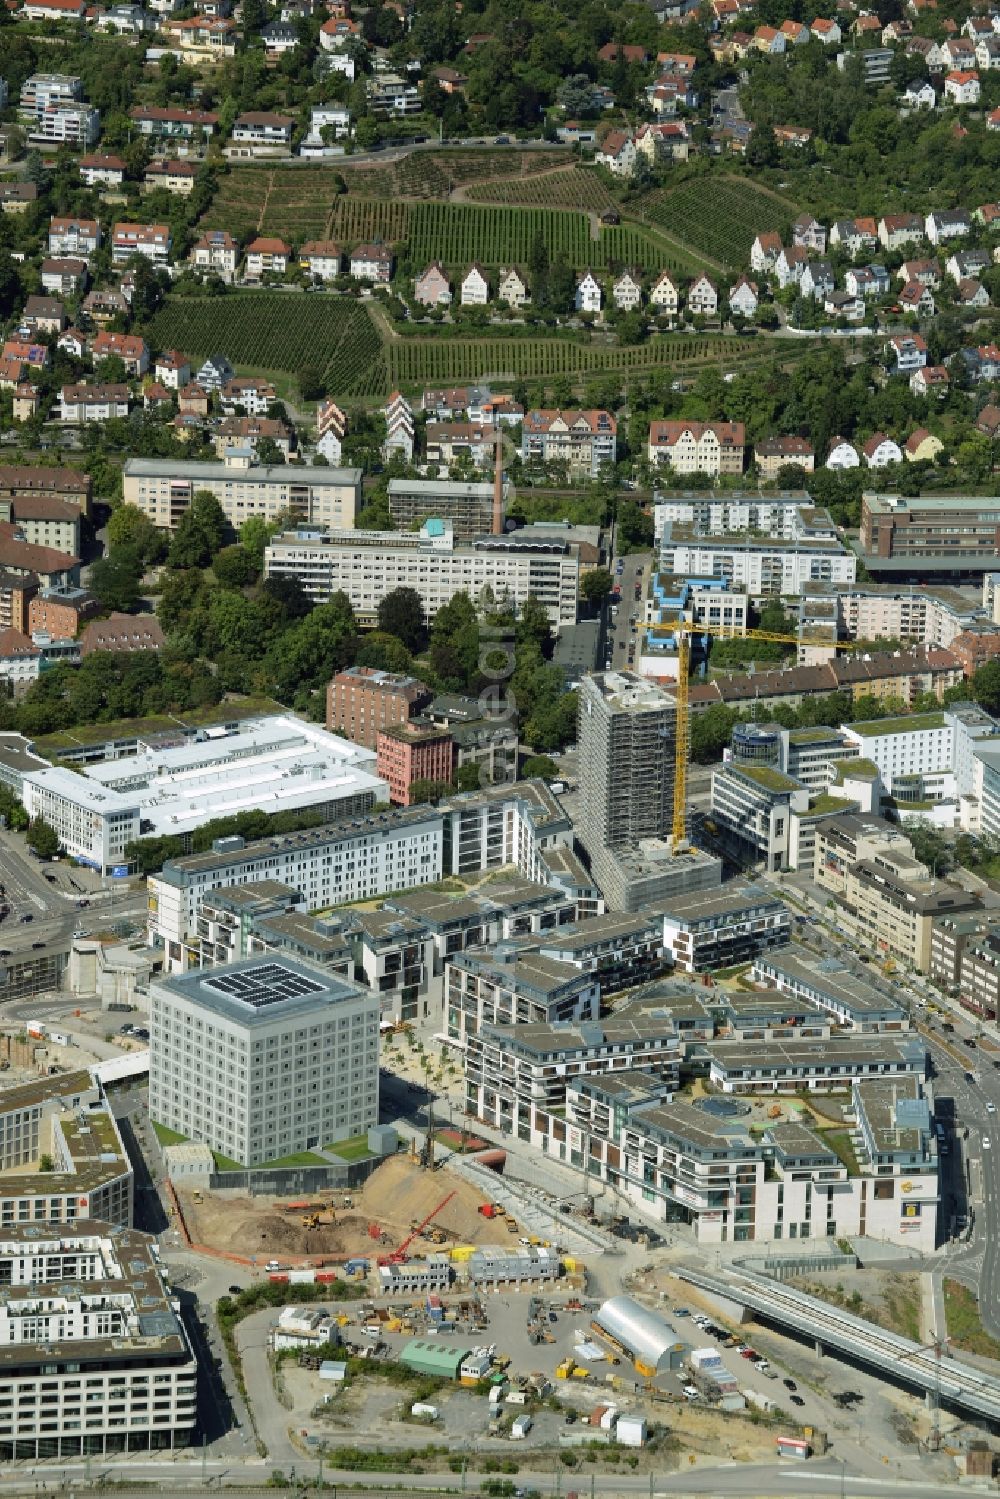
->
[323,1135,373,1161]
[944,1280,1000,1361]
[824,1130,860,1176]
[152,1121,188,1147]
[212,1149,331,1170]
[212,1151,245,1172]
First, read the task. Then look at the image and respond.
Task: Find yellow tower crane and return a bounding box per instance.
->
[644,620,866,850]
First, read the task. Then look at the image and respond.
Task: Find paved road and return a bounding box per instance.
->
[607,551,652,672]
[0,1457,969,1497]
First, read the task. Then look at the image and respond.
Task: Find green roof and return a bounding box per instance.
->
[849,714,945,738]
[834,757,879,780]
[788,726,837,745]
[808,794,857,816]
[734,764,800,792]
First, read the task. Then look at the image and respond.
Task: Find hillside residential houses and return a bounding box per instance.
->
[111,222,171,265]
[350,241,393,283]
[415,262,452,306]
[190,229,238,282]
[521,410,618,476]
[576,270,603,313]
[240,237,289,282]
[48,217,100,258]
[648,420,746,475]
[460,264,490,306]
[863,433,904,467]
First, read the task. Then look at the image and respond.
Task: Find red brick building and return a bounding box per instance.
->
[29,586,98,638]
[950,627,1000,676]
[377,722,454,805]
[326,666,432,749]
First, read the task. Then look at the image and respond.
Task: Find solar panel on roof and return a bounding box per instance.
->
[203,962,324,1008]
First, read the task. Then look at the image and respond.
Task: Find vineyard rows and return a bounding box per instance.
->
[147,294,383,393]
[643,178,794,269]
[467,168,616,211]
[387,335,755,384]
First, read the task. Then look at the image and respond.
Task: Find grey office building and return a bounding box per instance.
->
[149,955,379,1167]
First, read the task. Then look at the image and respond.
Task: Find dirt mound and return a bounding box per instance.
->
[179,1156,502,1262]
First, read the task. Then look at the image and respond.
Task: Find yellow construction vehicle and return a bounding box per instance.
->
[645,621,865,849]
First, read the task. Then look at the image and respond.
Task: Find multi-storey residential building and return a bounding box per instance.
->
[0,464,90,515]
[752,944,911,1031]
[149,955,379,1165]
[263,520,579,627]
[660,882,791,971]
[445,942,599,1047]
[48,217,100,258]
[385,876,576,971]
[129,105,219,146]
[558,1069,938,1248]
[528,909,667,994]
[0,495,81,556]
[437,779,572,884]
[19,73,82,114]
[79,153,126,186]
[465,1003,682,1138]
[111,223,172,266]
[326,666,432,748]
[147,806,444,969]
[930,916,1000,1018]
[520,410,618,477]
[386,478,497,541]
[0,1071,133,1231]
[0,1223,198,1459]
[59,384,130,423]
[658,530,857,594]
[123,454,360,531]
[193,883,353,981]
[860,492,1000,576]
[350,908,437,1026]
[648,420,746,475]
[26,106,99,148]
[653,489,821,543]
[706,1034,926,1093]
[813,826,981,971]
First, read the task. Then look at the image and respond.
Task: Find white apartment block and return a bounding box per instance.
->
[264,520,580,627]
[710,763,810,872]
[564,1071,936,1248]
[19,74,82,113]
[439,779,572,883]
[659,536,857,594]
[444,946,600,1048]
[836,585,983,648]
[123,454,361,532]
[0,1071,133,1232]
[147,805,444,970]
[464,1009,682,1135]
[840,712,954,794]
[149,955,380,1165]
[27,107,99,148]
[48,218,101,258]
[111,223,172,266]
[652,490,825,544]
[0,1223,197,1459]
[23,715,386,877]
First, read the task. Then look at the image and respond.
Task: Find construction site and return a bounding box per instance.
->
[175,1153,519,1263]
